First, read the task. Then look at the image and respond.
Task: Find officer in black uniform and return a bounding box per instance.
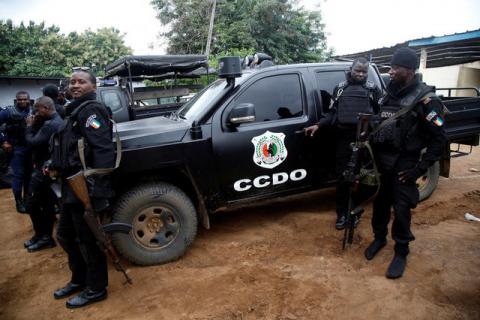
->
[0,91,32,213]
[42,84,66,119]
[24,96,64,252]
[51,70,114,308]
[305,58,382,230]
[365,48,447,279]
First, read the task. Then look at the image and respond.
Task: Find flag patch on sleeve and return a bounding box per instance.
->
[426,110,437,121]
[85,114,101,129]
[432,116,444,126]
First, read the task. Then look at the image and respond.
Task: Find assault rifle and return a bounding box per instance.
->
[67,171,133,284]
[342,113,372,250]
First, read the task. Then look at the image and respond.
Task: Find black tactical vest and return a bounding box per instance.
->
[372,82,433,151]
[5,106,29,145]
[336,81,375,125]
[50,100,110,173]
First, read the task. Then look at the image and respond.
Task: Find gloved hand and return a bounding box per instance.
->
[304,124,319,137]
[398,162,429,184]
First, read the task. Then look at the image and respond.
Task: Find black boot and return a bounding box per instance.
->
[27,235,56,252]
[364,238,387,260]
[386,253,407,279]
[66,288,107,308]
[54,282,85,299]
[15,194,27,213]
[335,216,346,230]
[24,235,41,248]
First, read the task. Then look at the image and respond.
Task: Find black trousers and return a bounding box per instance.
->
[26,169,56,237]
[372,170,417,255]
[56,202,108,291]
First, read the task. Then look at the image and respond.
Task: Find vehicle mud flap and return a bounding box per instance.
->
[197,200,210,229]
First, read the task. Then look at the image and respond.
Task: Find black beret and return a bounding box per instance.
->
[390,47,419,70]
[42,84,59,99]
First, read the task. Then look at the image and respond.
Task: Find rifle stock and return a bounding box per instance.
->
[67,172,133,285]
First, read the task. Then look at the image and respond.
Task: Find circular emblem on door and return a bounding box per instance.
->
[251,131,287,169]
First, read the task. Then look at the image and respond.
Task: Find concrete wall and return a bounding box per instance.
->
[457,61,480,97]
[0,78,61,107]
[421,65,461,96]
[419,50,480,97]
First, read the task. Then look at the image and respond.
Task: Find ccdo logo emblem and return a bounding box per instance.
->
[251,131,287,169]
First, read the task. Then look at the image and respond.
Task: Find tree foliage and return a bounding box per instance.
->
[0,20,132,77]
[151,0,332,63]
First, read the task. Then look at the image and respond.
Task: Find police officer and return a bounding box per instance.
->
[51,70,114,308]
[366,48,447,279]
[23,96,64,252]
[305,58,382,230]
[42,84,66,119]
[0,122,12,188]
[0,91,32,213]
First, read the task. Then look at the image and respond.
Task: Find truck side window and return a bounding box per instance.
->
[234,74,303,123]
[315,68,382,97]
[101,91,122,112]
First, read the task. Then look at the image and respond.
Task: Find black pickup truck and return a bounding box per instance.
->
[110,58,480,266]
[96,55,210,123]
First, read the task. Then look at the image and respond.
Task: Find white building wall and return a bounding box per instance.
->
[421,65,461,95]
[419,49,480,97]
[0,79,61,107]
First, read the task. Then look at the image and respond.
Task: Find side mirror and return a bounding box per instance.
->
[228,103,255,125]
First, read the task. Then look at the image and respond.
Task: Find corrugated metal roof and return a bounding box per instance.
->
[409,29,480,46]
[335,29,480,69]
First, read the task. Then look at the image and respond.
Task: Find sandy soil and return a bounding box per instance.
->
[1,147,479,320]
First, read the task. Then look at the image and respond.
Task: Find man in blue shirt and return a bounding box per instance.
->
[0,91,32,212]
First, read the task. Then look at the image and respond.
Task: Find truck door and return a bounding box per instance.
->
[211,72,316,203]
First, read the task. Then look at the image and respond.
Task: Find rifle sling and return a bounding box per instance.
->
[371,92,435,136]
[78,119,122,176]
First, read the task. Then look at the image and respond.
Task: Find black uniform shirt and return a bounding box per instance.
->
[25,112,64,167]
[61,92,114,203]
[383,77,447,171]
[64,92,114,170]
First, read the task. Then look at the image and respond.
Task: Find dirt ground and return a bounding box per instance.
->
[1,147,479,320]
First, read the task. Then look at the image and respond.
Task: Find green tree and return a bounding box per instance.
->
[151,0,332,63]
[152,0,212,54]
[0,20,132,77]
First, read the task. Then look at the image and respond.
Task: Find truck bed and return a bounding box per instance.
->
[443,97,480,143]
[132,102,184,120]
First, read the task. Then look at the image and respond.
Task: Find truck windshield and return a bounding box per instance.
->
[177,79,228,119]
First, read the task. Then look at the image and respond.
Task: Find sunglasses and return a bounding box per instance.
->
[72,67,90,71]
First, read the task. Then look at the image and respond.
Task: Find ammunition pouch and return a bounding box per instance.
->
[359,168,379,186]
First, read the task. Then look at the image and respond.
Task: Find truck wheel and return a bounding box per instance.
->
[417,161,440,202]
[111,183,198,266]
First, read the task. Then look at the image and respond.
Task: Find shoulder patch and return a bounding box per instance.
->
[432,116,444,127]
[365,80,375,89]
[85,114,101,129]
[426,110,437,121]
[426,110,444,126]
[338,80,347,88]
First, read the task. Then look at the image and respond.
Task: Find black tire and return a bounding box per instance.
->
[417,161,440,202]
[111,182,198,266]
